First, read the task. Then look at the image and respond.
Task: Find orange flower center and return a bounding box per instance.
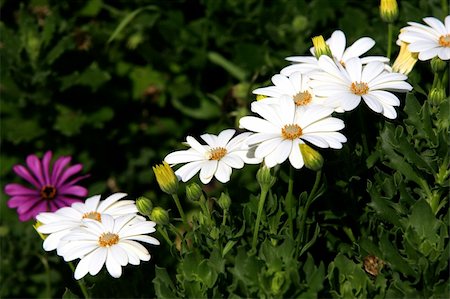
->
[208,147,227,160]
[282,124,303,140]
[350,81,369,95]
[98,232,119,247]
[82,211,102,222]
[293,91,312,106]
[438,34,450,47]
[40,185,57,200]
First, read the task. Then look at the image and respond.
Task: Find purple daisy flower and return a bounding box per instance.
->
[4,151,89,222]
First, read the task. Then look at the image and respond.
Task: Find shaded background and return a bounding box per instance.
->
[0,0,446,298]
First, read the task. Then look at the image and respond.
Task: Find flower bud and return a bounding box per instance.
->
[312,35,333,59]
[379,0,398,23]
[33,221,46,240]
[153,161,178,195]
[271,272,286,295]
[217,192,231,210]
[186,182,203,202]
[299,144,323,171]
[149,206,170,225]
[136,196,153,216]
[392,41,418,75]
[256,165,276,190]
[256,94,267,101]
[430,56,447,73]
[428,87,446,105]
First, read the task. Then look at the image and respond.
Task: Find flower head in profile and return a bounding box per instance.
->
[4,151,89,221]
[239,97,347,169]
[392,40,419,74]
[36,193,138,252]
[252,72,327,108]
[164,129,261,184]
[281,30,389,76]
[398,16,450,61]
[310,56,413,119]
[57,214,160,279]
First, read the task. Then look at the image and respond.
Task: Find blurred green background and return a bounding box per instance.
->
[0,0,446,298]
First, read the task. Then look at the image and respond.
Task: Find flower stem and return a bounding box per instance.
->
[443,0,449,15]
[252,186,269,250]
[387,23,393,59]
[159,226,173,247]
[171,193,188,228]
[222,209,227,226]
[285,167,295,238]
[299,170,322,242]
[68,262,90,299]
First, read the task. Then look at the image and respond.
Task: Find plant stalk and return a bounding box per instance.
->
[252,186,269,250]
[68,262,90,299]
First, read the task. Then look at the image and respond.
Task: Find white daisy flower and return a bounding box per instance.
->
[164,129,261,184]
[252,72,329,108]
[36,193,139,252]
[58,214,159,279]
[310,56,413,119]
[398,16,450,60]
[239,96,347,169]
[281,30,389,76]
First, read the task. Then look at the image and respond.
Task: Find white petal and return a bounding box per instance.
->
[274,139,292,164]
[42,230,70,251]
[245,132,281,146]
[361,62,385,83]
[105,252,122,278]
[217,129,236,147]
[289,139,304,169]
[362,94,383,113]
[300,135,329,148]
[174,161,204,182]
[214,162,232,183]
[302,117,345,133]
[120,240,150,261]
[117,243,141,265]
[423,17,447,35]
[89,247,107,275]
[74,254,92,280]
[199,160,218,184]
[239,116,279,133]
[84,195,101,211]
[369,90,400,106]
[272,74,296,94]
[165,149,205,164]
[255,138,284,158]
[382,104,398,119]
[186,136,208,154]
[97,193,128,213]
[342,37,375,61]
[122,235,160,246]
[221,154,244,169]
[328,30,346,60]
[200,133,218,148]
[418,47,441,61]
[109,245,128,266]
[345,58,362,82]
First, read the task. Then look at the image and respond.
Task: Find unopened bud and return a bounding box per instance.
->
[186,182,203,202]
[256,165,276,190]
[380,0,398,23]
[428,87,446,105]
[150,207,170,225]
[153,161,178,195]
[256,94,267,101]
[217,192,231,210]
[299,144,323,171]
[136,196,153,216]
[392,41,418,75]
[312,35,333,59]
[430,56,447,73]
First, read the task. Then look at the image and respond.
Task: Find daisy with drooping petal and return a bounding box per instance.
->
[57,214,159,279]
[4,151,89,221]
[310,56,413,119]
[239,96,347,169]
[36,193,139,252]
[398,16,450,61]
[281,30,390,76]
[164,129,261,184]
[252,72,330,108]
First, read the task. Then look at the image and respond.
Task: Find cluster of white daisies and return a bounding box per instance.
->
[165,16,449,185]
[36,193,160,279]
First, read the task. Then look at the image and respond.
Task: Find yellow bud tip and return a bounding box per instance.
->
[392,41,418,75]
[299,144,324,171]
[380,0,398,23]
[153,161,179,195]
[312,35,333,59]
[33,221,47,240]
[256,94,267,101]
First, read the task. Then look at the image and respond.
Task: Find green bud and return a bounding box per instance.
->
[136,196,153,216]
[256,165,276,190]
[149,206,170,225]
[217,192,231,210]
[270,272,286,295]
[430,56,447,73]
[153,161,178,195]
[428,87,446,105]
[299,144,324,171]
[312,35,333,59]
[186,182,203,202]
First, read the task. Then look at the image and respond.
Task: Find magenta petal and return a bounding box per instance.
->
[55,196,83,207]
[13,165,42,189]
[18,201,48,221]
[51,156,71,185]
[16,197,45,214]
[7,195,39,208]
[4,183,39,196]
[55,164,83,187]
[63,174,90,187]
[59,185,88,197]
[26,154,46,186]
[42,151,53,185]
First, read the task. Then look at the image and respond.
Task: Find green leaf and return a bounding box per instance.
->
[171,95,221,120]
[153,266,177,299]
[408,199,440,244]
[60,63,111,91]
[62,288,80,299]
[53,105,86,136]
[208,51,248,81]
[379,233,416,277]
[79,0,103,17]
[3,117,45,144]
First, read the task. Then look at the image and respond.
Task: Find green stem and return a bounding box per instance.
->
[171,194,188,228]
[159,227,173,247]
[252,187,269,250]
[68,262,90,299]
[285,167,295,238]
[387,23,393,59]
[443,0,449,15]
[222,209,227,226]
[37,254,51,298]
[299,170,322,242]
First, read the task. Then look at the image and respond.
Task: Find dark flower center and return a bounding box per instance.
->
[40,185,57,200]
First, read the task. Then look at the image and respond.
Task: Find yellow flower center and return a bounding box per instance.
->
[98,232,119,247]
[282,124,303,140]
[208,147,227,160]
[82,211,102,222]
[40,185,57,200]
[350,82,369,95]
[438,34,450,47]
[293,91,312,106]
